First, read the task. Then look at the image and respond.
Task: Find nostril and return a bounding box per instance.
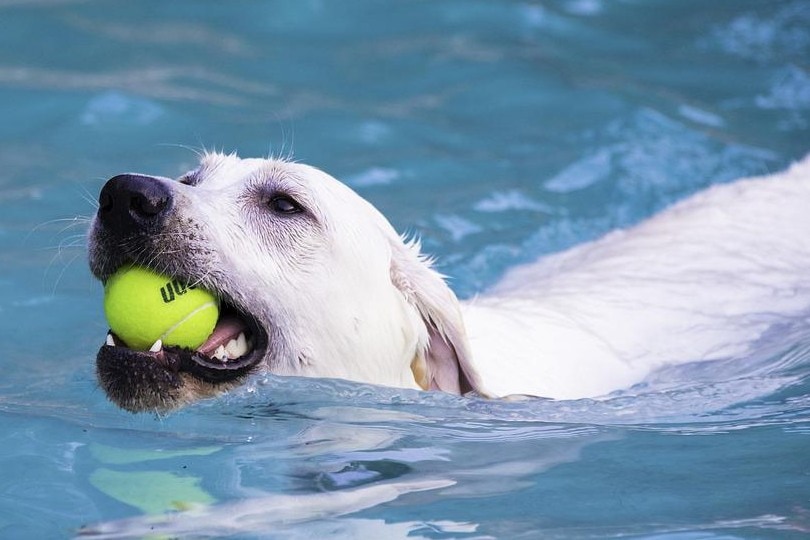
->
[130,191,168,218]
[98,190,113,214]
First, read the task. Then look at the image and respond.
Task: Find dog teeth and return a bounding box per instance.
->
[106,334,115,347]
[149,339,163,353]
[211,332,251,362]
[230,333,250,357]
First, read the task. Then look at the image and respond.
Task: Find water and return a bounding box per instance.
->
[1,0,809,537]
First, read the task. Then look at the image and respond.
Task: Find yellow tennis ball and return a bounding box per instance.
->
[103,265,219,351]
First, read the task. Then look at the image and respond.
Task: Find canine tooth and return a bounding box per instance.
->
[106,334,115,347]
[149,339,163,353]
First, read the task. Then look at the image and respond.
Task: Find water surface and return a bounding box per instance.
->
[1,0,809,537]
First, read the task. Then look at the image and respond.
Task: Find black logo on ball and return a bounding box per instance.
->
[160,280,197,303]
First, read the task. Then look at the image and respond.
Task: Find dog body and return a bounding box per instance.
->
[466,158,810,398]
[88,153,810,411]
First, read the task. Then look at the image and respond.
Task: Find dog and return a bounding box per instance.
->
[88,152,810,412]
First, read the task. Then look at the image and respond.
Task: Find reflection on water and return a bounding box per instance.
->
[72,348,810,537]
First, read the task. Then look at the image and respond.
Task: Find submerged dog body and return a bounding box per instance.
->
[88,153,810,411]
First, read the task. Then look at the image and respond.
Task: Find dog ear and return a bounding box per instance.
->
[389,237,486,396]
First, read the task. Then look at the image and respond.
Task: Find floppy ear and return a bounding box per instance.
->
[389,237,487,396]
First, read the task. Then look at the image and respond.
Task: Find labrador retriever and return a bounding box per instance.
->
[88,152,810,412]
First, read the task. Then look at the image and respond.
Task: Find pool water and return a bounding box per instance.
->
[2,0,809,537]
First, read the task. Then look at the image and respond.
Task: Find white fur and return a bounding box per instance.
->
[172,153,810,401]
[183,159,431,389]
[465,155,810,398]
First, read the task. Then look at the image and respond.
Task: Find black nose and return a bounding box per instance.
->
[97,174,173,236]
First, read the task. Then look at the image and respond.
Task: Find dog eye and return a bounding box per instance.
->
[268,195,303,215]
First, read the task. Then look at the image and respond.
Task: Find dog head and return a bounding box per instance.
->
[88,152,483,412]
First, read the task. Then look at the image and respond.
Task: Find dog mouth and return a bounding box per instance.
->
[97,296,268,387]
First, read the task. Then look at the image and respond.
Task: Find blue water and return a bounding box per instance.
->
[1,0,809,537]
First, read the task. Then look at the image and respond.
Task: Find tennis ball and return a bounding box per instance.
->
[103,265,219,351]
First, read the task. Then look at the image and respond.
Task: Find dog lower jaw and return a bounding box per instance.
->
[95,344,261,413]
[95,295,271,412]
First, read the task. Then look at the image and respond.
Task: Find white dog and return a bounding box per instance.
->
[88,153,810,412]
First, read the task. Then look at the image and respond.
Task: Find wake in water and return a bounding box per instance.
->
[76,330,810,538]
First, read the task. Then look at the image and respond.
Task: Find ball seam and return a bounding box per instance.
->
[159,301,218,346]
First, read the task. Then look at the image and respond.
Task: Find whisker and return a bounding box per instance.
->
[77,184,101,211]
[47,250,83,296]
[157,142,206,161]
[29,216,92,241]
